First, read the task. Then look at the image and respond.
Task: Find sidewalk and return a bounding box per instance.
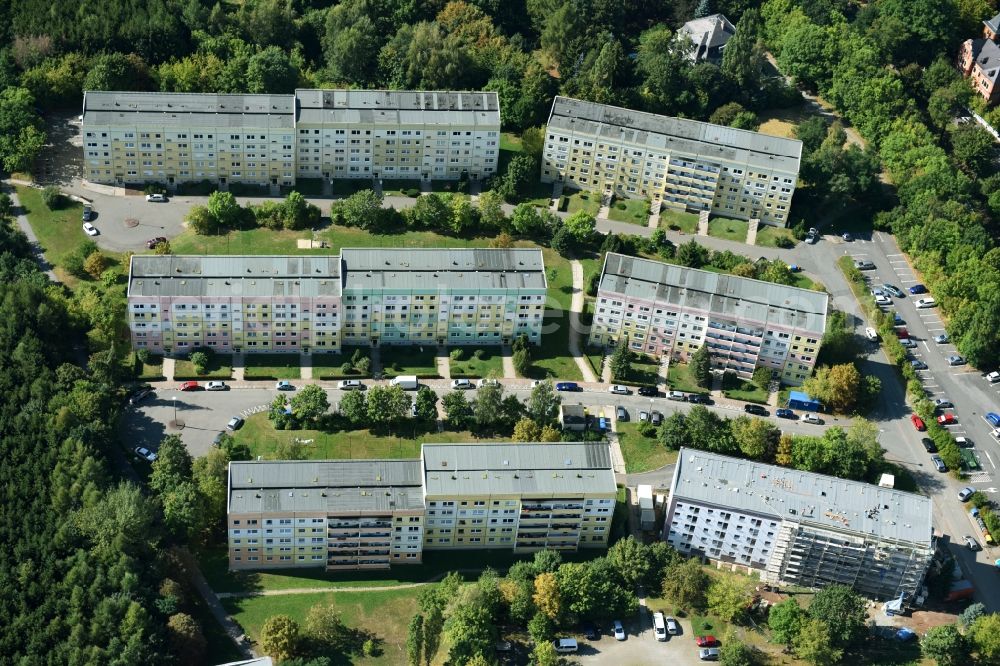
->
[174,547,254,659]
[568,260,599,383]
[501,346,516,379]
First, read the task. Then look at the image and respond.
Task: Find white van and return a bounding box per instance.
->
[390,375,419,390]
[653,612,667,641]
[553,638,578,653]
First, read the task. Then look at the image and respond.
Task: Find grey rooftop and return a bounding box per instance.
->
[547,96,802,174]
[421,443,618,498]
[341,248,546,292]
[128,255,342,299]
[228,459,424,514]
[82,91,295,129]
[295,89,500,127]
[672,449,933,546]
[598,253,828,336]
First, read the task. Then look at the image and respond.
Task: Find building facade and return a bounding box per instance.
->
[588,253,828,385]
[541,96,802,227]
[227,443,617,571]
[126,249,545,355]
[295,89,500,181]
[663,449,935,600]
[958,37,1000,104]
[82,89,500,187]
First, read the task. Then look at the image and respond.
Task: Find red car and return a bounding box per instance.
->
[895,327,909,339]
[180,381,200,391]
[911,414,926,431]
[696,636,718,647]
[937,413,956,425]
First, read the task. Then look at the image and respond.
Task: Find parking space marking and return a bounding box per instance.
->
[985,451,996,470]
[900,279,918,283]
[886,253,904,257]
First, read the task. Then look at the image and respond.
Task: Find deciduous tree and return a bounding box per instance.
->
[533,571,561,620]
[768,598,805,645]
[795,618,842,666]
[260,614,300,662]
[166,613,206,664]
[442,391,473,430]
[921,624,965,666]
[291,384,330,422]
[661,558,709,612]
[339,390,367,425]
[807,585,867,647]
[707,574,753,623]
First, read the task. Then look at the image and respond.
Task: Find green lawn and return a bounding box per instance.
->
[665,361,705,394]
[233,413,497,461]
[449,347,505,379]
[617,422,677,473]
[135,354,165,380]
[707,218,749,242]
[379,346,439,378]
[517,179,556,208]
[224,587,424,666]
[565,188,602,216]
[379,179,422,197]
[243,353,303,380]
[313,348,371,379]
[525,316,584,381]
[722,374,769,404]
[585,347,605,378]
[500,133,523,153]
[607,197,651,225]
[173,354,233,380]
[170,227,328,256]
[622,354,661,387]
[755,225,797,248]
[659,208,700,233]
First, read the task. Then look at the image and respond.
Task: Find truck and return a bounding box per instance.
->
[390,375,419,390]
[638,485,655,531]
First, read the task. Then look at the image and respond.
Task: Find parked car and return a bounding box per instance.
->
[744,404,769,417]
[616,406,628,421]
[874,295,892,306]
[275,380,294,391]
[805,233,818,244]
[145,193,167,202]
[637,386,658,397]
[553,638,578,654]
[895,326,908,338]
[451,379,474,390]
[893,313,905,326]
[911,359,928,370]
[802,413,823,425]
[909,284,928,294]
[180,380,199,391]
[653,612,668,641]
[986,412,1000,427]
[854,259,875,270]
[911,414,926,431]
[842,232,853,242]
[477,378,500,388]
[129,387,153,405]
[956,436,971,448]
[687,394,711,404]
[988,371,1000,383]
[937,413,957,425]
[776,408,796,419]
[227,416,245,431]
[883,284,904,298]
[865,327,879,341]
[665,616,679,635]
[650,411,663,426]
[82,204,93,221]
[931,455,947,472]
[900,338,917,349]
[206,381,228,391]
[934,398,953,409]
[581,621,599,641]
[915,297,937,308]
[639,411,650,422]
[870,287,885,297]
[948,355,966,366]
[695,636,719,647]
[921,438,937,453]
[608,384,630,395]
[146,236,167,249]
[667,390,686,401]
[612,620,626,641]
[555,382,580,392]
[82,222,99,236]
[958,486,976,502]
[934,333,949,344]
[963,535,981,551]
[133,446,157,463]
[338,379,364,391]
[700,648,721,661]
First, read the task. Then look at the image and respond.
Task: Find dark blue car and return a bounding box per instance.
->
[986,412,1000,428]
[555,382,580,392]
[909,284,927,295]
[776,408,796,419]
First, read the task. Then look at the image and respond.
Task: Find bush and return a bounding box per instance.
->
[190,351,209,375]
[340,362,353,374]
[774,236,795,249]
[362,639,381,657]
[41,186,64,209]
[638,421,656,437]
[450,349,464,361]
[405,188,420,197]
[143,183,167,196]
[473,348,485,360]
[136,348,151,365]
[616,202,627,210]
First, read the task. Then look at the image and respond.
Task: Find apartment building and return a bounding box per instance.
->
[295,89,500,181]
[82,89,500,187]
[663,449,935,600]
[589,253,828,385]
[126,249,545,355]
[227,443,617,571]
[82,91,296,187]
[541,96,802,227]
[959,34,1000,104]
[339,248,545,347]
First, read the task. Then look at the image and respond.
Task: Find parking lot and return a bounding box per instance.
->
[573,613,708,666]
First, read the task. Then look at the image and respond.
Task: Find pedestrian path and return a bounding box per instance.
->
[600,354,611,383]
[162,357,176,382]
[174,547,255,659]
[569,260,599,383]
[231,353,244,382]
[300,353,312,380]
[501,345,516,379]
[435,347,451,380]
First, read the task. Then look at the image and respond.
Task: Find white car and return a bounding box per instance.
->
[612,620,626,641]
[82,222,98,236]
[206,381,228,391]
[915,297,937,308]
[338,379,364,391]
[133,446,157,463]
[608,384,630,395]
[874,295,892,306]
[145,193,167,202]
[988,371,1000,383]
[451,379,473,390]
[865,327,878,341]
[477,378,500,388]
[802,413,823,425]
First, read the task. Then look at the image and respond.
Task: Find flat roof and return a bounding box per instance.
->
[548,96,801,174]
[82,91,295,129]
[229,459,424,514]
[671,449,933,546]
[341,248,546,292]
[295,89,500,127]
[128,255,342,298]
[599,253,828,336]
[422,443,617,498]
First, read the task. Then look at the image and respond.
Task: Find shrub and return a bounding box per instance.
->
[473,348,485,360]
[83,251,108,279]
[405,188,420,197]
[450,349,464,361]
[136,348,151,364]
[775,236,795,249]
[356,357,371,374]
[340,362,353,374]
[190,351,209,375]
[638,421,656,437]
[616,202,627,210]
[41,185,64,209]
[362,639,381,657]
